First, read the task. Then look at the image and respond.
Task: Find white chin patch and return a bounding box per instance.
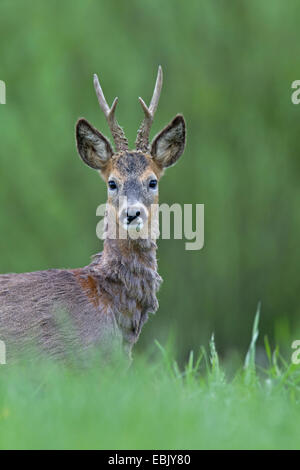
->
[122,217,144,233]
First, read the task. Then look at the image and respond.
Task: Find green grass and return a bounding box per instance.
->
[0,309,300,450]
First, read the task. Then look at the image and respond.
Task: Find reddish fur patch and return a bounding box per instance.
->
[73,269,100,307]
[146,155,163,179]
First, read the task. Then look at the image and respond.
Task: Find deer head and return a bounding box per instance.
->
[75,67,186,239]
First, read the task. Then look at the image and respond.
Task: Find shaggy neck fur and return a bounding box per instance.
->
[88,235,162,347]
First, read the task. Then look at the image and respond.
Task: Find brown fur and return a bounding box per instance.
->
[73,269,100,307]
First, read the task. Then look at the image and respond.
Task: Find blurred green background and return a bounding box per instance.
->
[0,0,299,362]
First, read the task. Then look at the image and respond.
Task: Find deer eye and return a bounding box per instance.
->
[149,179,158,189]
[108,180,117,190]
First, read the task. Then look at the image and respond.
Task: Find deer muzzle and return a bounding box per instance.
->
[119,201,149,233]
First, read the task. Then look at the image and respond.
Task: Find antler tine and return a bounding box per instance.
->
[149,64,163,115]
[93,74,128,152]
[135,66,163,152]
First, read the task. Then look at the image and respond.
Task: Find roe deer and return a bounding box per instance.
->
[0,67,186,362]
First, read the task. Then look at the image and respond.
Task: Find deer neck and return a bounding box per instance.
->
[89,236,162,320]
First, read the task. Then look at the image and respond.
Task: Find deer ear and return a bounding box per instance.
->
[76,118,113,170]
[150,115,186,168]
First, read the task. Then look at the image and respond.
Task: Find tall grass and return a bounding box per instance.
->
[0,313,299,450]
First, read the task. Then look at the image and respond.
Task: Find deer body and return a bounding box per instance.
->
[0,67,186,361]
[0,237,161,359]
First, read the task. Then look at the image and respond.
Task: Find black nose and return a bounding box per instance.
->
[127,210,140,224]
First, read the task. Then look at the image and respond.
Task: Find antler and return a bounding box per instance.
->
[93,74,128,152]
[135,66,163,152]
